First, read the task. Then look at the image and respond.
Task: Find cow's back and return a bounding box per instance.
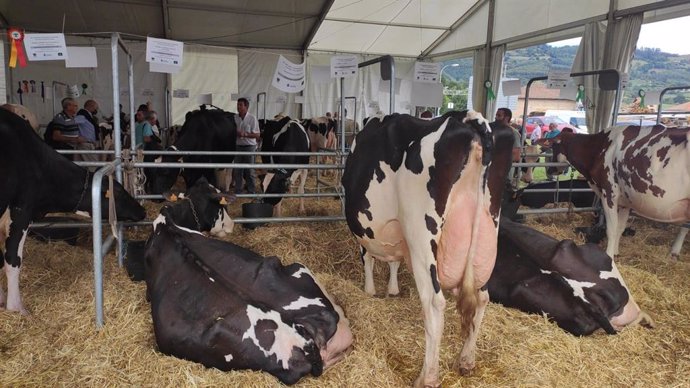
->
[607,126,690,221]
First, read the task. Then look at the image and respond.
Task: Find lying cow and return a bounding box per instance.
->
[547,125,690,324]
[145,180,352,385]
[260,116,310,216]
[0,108,145,314]
[147,106,237,194]
[342,110,513,387]
[488,218,652,336]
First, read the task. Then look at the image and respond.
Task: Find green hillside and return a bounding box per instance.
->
[443,45,690,104]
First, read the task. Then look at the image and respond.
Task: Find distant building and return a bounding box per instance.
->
[517,83,577,117]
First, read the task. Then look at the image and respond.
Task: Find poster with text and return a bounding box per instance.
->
[272,55,305,93]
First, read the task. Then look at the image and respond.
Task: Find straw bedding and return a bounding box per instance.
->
[1,196,688,387]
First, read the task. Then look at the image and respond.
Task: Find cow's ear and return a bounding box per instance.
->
[162,191,179,202]
[212,192,236,205]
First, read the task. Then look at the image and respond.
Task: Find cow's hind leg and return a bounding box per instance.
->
[670,227,688,260]
[602,203,620,259]
[614,207,630,256]
[4,208,30,314]
[409,246,446,388]
[387,261,401,296]
[362,250,376,296]
[454,288,488,375]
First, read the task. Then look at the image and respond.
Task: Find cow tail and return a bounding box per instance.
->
[457,151,487,339]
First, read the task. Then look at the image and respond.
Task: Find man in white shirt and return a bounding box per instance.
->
[233,98,261,194]
[530,122,542,144]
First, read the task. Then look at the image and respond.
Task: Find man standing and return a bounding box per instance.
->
[233,98,260,195]
[493,108,520,163]
[73,99,102,168]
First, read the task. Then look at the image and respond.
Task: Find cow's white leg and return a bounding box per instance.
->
[363,251,376,296]
[614,207,630,256]
[670,227,688,260]
[387,261,401,296]
[454,288,489,374]
[409,247,446,388]
[602,204,619,258]
[4,225,29,315]
[296,169,307,214]
[274,201,283,218]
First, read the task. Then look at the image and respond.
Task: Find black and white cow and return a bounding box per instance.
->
[147,106,237,194]
[260,116,310,216]
[546,125,690,326]
[342,110,513,387]
[0,108,145,314]
[145,181,352,385]
[488,218,651,336]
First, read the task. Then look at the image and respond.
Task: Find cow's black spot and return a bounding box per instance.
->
[374,165,386,183]
[405,140,424,174]
[364,227,375,239]
[255,319,278,350]
[430,264,441,293]
[425,214,437,235]
[430,239,437,261]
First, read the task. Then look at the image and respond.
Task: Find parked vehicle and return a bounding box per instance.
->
[545,110,588,134]
[524,116,569,137]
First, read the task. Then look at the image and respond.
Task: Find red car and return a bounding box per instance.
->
[524,116,569,137]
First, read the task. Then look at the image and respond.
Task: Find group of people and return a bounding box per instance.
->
[46,98,163,168]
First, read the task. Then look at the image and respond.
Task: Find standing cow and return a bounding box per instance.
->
[260,116,310,216]
[547,125,689,326]
[145,180,352,385]
[147,106,237,194]
[0,108,145,314]
[342,110,513,387]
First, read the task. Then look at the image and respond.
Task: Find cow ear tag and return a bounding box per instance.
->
[105,190,111,198]
[219,197,228,205]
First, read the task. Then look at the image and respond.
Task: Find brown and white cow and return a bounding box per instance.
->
[548,125,690,326]
[342,110,513,387]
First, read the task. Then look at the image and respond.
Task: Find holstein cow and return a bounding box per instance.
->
[342,110,513,387]
[145,183,352,385]
[1,104,39,133]
[302,116,338,172]
[547,125,690,324]
[0,108,145,314]
[488,218,651,336]
[260,116,310,216]
[147,106,237,194]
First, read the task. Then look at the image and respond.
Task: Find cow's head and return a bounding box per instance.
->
[78,173,146,221]
[261,169,292,206]
[161,176,235,237]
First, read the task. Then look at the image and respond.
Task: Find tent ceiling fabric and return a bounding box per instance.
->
[1,0,688,57]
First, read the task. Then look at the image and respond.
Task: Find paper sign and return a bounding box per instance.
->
[644,90,661,106]
[560,83,578,100]
[65,47,97,68]
[547,70,570,89]
[149,61,181,74]
[197,93,213,105]
[620,73,629,89]
[414,62,441,83]
[24,33,68,61]
[447,102,455,109]
[173,89,189,98]
[502,79,521,96]
[331,55,358,78]
[411,82,443,107]
[272,55,305,93]
[146,37,184,66]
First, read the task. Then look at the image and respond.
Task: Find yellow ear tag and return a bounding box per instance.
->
[220,197,228,205]
[170,193,178,202]
[105,190,111,198]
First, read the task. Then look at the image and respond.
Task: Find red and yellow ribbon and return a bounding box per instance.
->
[8,27,27,68]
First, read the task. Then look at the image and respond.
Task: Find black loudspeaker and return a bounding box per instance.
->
[598,71,620,91]
[380,56,394,81]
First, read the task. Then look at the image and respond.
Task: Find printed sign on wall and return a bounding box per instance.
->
[272,55,305,93]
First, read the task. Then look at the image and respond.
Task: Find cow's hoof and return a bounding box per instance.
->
[454,357,475,376]
[413,375,441,388]
[671,253,680,261]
